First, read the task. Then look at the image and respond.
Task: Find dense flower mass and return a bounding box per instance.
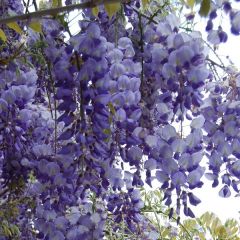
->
[1,0,240,239]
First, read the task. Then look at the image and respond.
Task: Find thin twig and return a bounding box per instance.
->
[132,2,168,25]
[0,187,9,198]
[32,0,38,11]
[138,12,144,86]
[25,0,31,14]
[206,58,225,69]
[146,8,163,25]
[203,39,226,70]
[207,59,223,82]
[132,7,158,24]
[46,61,58,154]
[65,25,83,123]
[153,210,163,240]
[142,209,193,240]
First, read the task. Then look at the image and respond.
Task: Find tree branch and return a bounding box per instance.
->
[32,0,38,11]
[0,0,123,25]
[206,58,225,69]
[132,7,158,24]
[0,187,9,198]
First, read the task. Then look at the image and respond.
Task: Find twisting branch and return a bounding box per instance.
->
[46,61,58,154]
[0,0,124,24]
[206,58,225,70]
[0,187,9,198]
[132,7,158,24]
[203,39,226,70]
[32,0,38,11]
[138,12,144,84]
[131,1,169,25]
[23,0,31,14]
[142,209,193,240]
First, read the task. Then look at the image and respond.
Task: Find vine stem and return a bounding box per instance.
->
[0,187,9,198]
[0,0,124,24]
[138,12,144,85]
[24,0,31,14]
[153,210,163,240]
[203,39,226,70]
[132,7,158,24]
[47,62,58,154]
[32,0,38,11]
[206,58,225,70]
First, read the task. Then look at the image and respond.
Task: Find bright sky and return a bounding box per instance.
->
[193,179,240,221]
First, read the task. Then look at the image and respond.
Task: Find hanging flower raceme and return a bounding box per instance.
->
[122,12,210,217]
[70,20,145,233]
[201,78,240,198]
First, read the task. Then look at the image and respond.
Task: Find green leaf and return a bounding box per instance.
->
[92,6,99,17]
[52,0,62,7]
[211,217,221,233]
[199,0,211,17]
[9,225,20,236]
[186,0,195,8]
[56,14,68,28]
[108,102,116,115]
[2,224,12,237]
[201,212,214,226]
[29,22,42,33]
[142,0,150,8]
[216,225,227,238]
[104,2,121,18]
[39,0,48,10]
[199,232,205,240]
[0,29,7,42]
[230,226,239,236]
[7,22,22,34]
[161,228,170,237]
[103,129,111,135]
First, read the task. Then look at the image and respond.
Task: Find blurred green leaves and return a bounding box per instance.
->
[0,29,7,42]
[139,189,240,240]
[199,0,211,17]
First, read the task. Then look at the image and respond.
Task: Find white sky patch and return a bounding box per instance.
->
[193,177,240,221]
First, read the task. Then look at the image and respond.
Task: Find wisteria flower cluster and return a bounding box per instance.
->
[1,0,240,239]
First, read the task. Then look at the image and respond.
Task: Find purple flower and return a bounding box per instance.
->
[171,171,187,186]
[230,160,240,178]
[115,108,127,122]
[117,75,131,91]
[107,48,124,63]
[231,11,240,35]
[118,37,132,49]
[187,166,205,188]
[188,192,201,206]
[110,63,126,79]
[206,19,213,31]
[127,146,143,164]
[156,170,169,183]
[219,185,231,197]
